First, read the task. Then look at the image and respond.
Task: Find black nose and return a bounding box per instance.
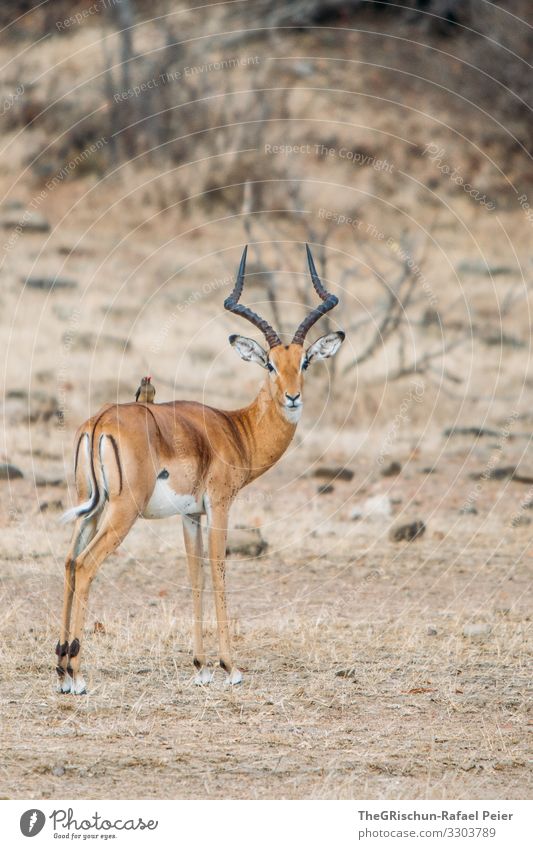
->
[285,392,301,403]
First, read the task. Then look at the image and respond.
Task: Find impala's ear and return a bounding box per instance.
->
[229,334,269,368]
[305,331,345,366]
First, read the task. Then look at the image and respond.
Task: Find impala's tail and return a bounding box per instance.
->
[60,428,107,524]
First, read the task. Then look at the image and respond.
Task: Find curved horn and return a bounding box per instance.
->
[224,245,282,348]
[292,244,339,344]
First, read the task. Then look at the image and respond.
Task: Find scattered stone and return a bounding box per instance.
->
[421,466,437,474]
[460,504,478,515]
[482,332,525,349]
[39,499,63,512]
[0,462,23,480]
[34,474,64,487]
[511,514,531,528]
[421,307,441,327]
[463,623,492,638]
[317,484,334,495]
[350,494,392,520]
[444,426,500,439]
[226,527,267,557]
[57,245,89,256]
[93,621,106,635]
[24,275,77,291]
[313,466,354,482]
[51,765,65,777]
[65,331,131,352]
[380,460,402,477]
[28,392,61,424]
[457,260,516,277]
[292,60,315,78]
[469,466,516,482]
[512,465,533,485]
[390,520,426,542]
[1,210,50,232]
[426,625,438,636]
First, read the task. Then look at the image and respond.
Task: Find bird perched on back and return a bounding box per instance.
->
[135,376,156,403]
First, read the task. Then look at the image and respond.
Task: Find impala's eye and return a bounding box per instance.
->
[302,357,310,371]
[267,362,275,373]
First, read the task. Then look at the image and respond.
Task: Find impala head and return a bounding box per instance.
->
[225,244,345,424]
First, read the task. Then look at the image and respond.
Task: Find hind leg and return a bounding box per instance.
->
[63,502,139,695]
[56,514,99,692]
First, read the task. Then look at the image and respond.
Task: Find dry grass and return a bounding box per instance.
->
[0,438,531,799]
[1,5,532,801]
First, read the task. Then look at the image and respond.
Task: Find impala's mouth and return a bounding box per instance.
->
[282,401,303,423]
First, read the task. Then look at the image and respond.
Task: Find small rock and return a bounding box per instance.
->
[226,527,267,557]
[39,499,63,512]
[390,520,426,542]
[27,392,61,424]
[380,460,402,477]
[482,332,525,349]
[93,621,106,635]
[0,462,23,480]
[512,464,533,484]
[313,466,354,482]
[292,60,315,78]
[457,260,516,277]
[421,466,437,474]
[350,494,392,520]
[511,514,531,527]
[426,625,438,636]
[421,307,441,327]
[460,504,478,515]
[317,484,334,495]
[24,276,77,291]
[1,211,50,232]
[469,466,516,481]
[66,331,130,352]
[34,474,64,487]
[444,426,500,439]
[463,623,492,638]
[52,765,65,777]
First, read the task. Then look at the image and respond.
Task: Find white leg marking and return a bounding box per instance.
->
[57,673,73,694]
[194,667,214,685]
[227,668,243,686]
[70,674,87,695]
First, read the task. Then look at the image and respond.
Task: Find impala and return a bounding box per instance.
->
[57,244,344,693]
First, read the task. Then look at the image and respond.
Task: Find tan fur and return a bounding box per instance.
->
[57,345,308,690]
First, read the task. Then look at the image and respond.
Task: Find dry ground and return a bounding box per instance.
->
[0,422,531,799]
[0,5,532,800]
[1,163,532,801]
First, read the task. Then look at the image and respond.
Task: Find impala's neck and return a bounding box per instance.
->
[234,380,298,484]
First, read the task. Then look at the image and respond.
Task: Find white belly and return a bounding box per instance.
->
[142,479,204,519]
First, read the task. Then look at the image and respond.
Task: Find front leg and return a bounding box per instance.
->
[206,502,242,685]
[182,514,212,684]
